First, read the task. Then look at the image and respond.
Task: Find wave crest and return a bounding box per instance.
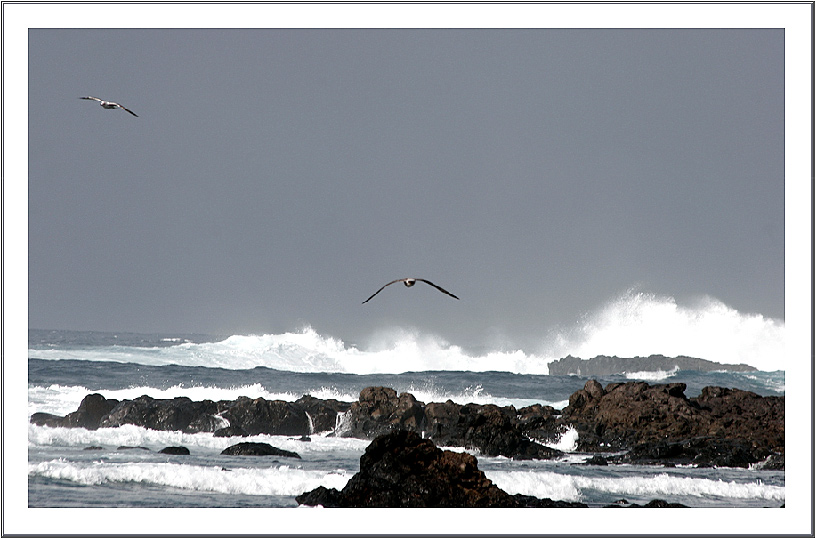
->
[29,290,784,374]
[541,290,783,372]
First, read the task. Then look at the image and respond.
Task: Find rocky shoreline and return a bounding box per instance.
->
[296,429,591,507]
[30,380,783,507]
[31,379,784,470]
[295,429,699,507]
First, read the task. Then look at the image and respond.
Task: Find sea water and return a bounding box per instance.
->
[27,321,784,509]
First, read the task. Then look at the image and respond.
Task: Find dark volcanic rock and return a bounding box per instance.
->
[621,437,767,468]
[584,455,609,466]
[30,412,66,428]
[632,499,689,508]
[692,386,784,452]
[296,485,342,507]
[99,395,220,433]
[561,380,695,450]
[296,430,586,508]
[213,425,249,438]
[159,446,190,455]
[755,453,785,471]
[423,400,461,439]
[64,393,120,430]
[548,355,756,376]
[516,403,562,443]
[220,397,310,436]
[221,442,301,459]
[31,380,784,470]
[559,380,784,467]
[428,402,562,460]
[341,387,425,439]
[295,395,351,434]
[605,499,688,508]
[30,394,120,430]
[412,396,562,460]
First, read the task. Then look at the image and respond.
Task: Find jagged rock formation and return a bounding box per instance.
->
[31,379,783,468]
[547,354,757,376]
[295,430,586,508]
[560,380,784,467]
[338,386,562,460]
[30,392,349,437]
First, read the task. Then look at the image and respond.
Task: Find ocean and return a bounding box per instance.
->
[27,327,785,510]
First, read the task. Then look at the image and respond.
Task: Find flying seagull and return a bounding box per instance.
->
[79,96,138,117]
[362,278,459,304]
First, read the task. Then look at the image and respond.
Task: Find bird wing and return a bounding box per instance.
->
[79,97,138,116]
[416,279,459,299]
[361,279,407,304]
[118,105,138,117]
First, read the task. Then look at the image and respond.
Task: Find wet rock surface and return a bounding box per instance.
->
[341,387,562,460]
[559,380,784,468]
[548,354,756,376]
[31,380,783,468]
[296,430,586,508]
[221,442,301,458]
[159,446,190,455]
[605,499,689,508]
[99,395,221,433]
[218,397,311,436]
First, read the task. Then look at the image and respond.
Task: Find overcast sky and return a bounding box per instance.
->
[27,26,785,349]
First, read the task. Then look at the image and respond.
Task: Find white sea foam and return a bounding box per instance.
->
[29,459,352,496]
[28,328,551,375]
[28,384,359,418]
[540,426,579,453]
[625,366,680,381]
[27,423,370,455]
[28,290,784,374]
[739,372,786,394]
[401,383,561,409]
[28,384,96,417]
[485,470,785,503]
[542,289,784,372]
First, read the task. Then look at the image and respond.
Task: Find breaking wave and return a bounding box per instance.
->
[625,367,680,381]
[541,290,784,373]
[486,470,785,504]
[29,290,784,374]
[29,459,351,497]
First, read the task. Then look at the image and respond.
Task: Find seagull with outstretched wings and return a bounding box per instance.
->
[362,278,459,304]
[79,96,138,117]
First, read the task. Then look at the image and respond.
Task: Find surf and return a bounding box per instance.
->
[485,469,785,504]
[541,289,784,372]
[28,290,785,375]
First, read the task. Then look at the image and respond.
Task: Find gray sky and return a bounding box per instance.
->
[27,27,784,350]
